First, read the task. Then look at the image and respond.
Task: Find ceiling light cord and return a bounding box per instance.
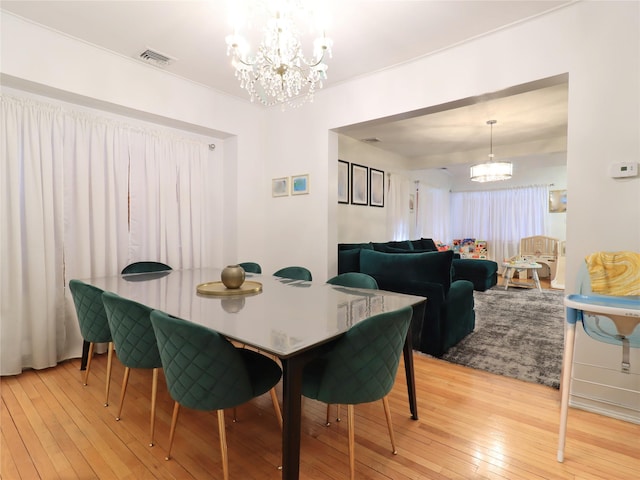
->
[488,119,496,161]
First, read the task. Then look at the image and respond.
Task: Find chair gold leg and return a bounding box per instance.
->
[217,409,230,480]
[83,342,95,386]
[270,388,283,430]
[166,402,180,460]
[149,368,159,446]
[104,342,114,406]
[382,396,397,454]
[232,407,237,422]
[116,367,130,421]
[336,404,341,422]
[347,404,355,480]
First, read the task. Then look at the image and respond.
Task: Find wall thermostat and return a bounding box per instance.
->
[609,162,638,178]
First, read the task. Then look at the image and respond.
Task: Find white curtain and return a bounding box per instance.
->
[1,94,218,375]
[386,173,412,240]
[415,184,451,244]
[450,185,549,268]
[1,96,69,374]
[63,115,130,279]
[128,132,215,269]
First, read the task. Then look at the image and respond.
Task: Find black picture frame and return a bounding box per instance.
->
[338,160,349,204]
[350,163,368,205]
[369,168,384,207]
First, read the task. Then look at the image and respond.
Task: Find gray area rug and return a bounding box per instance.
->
[441,286,565,389]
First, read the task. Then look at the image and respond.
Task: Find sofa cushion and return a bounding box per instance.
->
[376,245,438,255]
[410,238,438,251]
[338,242,373,251]
[372,240,413,252]
[452,258,498,291]
[338,249,361,274]
[360,249,453,293]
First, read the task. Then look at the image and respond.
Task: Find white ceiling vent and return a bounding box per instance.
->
[138,48,176,67]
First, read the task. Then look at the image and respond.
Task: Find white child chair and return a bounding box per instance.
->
[557,252,640,462]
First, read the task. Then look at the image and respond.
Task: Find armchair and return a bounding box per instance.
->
[359,249,475,357]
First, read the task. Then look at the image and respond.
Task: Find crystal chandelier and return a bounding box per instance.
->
[225,1,332,108]
[470,120,513,182]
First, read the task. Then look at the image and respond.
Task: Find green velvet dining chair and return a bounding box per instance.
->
[326,272,379,290]
[238,262,262,274]
[324,272,379,426]
[301,306,413,480]
[149,310,283,480]
[101,291,162,447]
[273,266,312,281]
[121,261,172,274]
[68,279,114,407]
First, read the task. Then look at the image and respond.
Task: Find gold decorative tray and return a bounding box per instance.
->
[196,281,262,297]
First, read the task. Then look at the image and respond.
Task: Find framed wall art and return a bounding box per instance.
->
[350,163,368,205]
[272,177,289,197]
[338,160,349,204]
[369,168,384,207]
[291,174,309,195]
[549,189,567,213]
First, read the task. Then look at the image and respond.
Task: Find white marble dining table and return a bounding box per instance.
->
[83,267,426,480]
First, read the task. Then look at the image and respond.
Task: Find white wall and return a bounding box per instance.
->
[262,1,639,280]
[337,135,412,244]
[0,11,268,268]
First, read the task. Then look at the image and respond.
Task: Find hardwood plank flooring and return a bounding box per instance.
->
[2,344,638,479]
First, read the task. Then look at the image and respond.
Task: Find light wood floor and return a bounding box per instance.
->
[2,345,639,479]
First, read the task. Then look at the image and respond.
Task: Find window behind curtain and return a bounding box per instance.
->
[450,185,549,266]
[1,93,221,375]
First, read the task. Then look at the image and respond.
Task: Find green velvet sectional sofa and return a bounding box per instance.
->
[339,238,499,291]
[337,239,480,357]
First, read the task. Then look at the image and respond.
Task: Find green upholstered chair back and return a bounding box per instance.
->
[69,279,112,344]
[273,266,313,281]
[327,272,379,290]
[150,310,277,411]
[302,306,413,405]
[121,261,172,274]
[101,292,162,370]
[238,262,262,274]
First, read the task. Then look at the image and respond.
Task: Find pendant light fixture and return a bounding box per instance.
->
[470,120,513,182]
[225,0,332,108]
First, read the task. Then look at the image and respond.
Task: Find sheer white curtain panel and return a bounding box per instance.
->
[63,116,130,279]
[127,132,217,269]
[416,184,451,244]
[386,173,412,241]
[1,97,69,374]
[450,185,549,268]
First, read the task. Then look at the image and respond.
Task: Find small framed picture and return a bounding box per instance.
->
[272,177,289,197]
[338,160,349,204]
[549,189,567,213]
[351,163,368,205]
[369,168,384,207]
[291,174,309,195]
